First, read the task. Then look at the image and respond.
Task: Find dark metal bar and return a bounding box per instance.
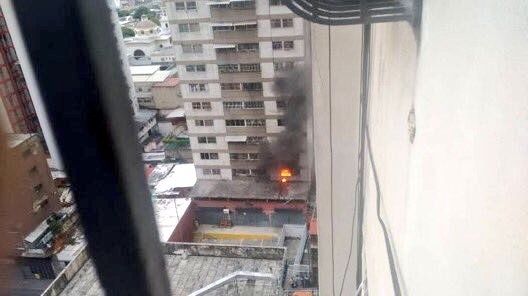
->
[11,0,171,295]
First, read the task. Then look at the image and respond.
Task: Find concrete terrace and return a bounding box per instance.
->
[189,180,310,201]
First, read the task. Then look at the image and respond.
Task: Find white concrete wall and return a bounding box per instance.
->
[174,44,216,62]
[255,0,291,15]
[311,1,528,296]
[311,24,363,296]
[189,135,228,150]
[166,0,211,20]
[180,82,221,98]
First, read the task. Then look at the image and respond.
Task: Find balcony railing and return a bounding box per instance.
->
[213,30,258,43]
[226,125,266,135]
[215,50,260,63]
[210,6,256,22]
[219,71,262,83]
[221,89,263,98]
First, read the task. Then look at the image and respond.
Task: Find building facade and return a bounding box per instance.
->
[0,7,40,134]
[164,0,309,181]
[1,134,59,257]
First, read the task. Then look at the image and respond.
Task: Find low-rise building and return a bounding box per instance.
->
[130,65,178,109]
[124,15,172,65]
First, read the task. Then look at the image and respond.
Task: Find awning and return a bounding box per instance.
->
[210,22,233,27]
[225,136,247,142]
[206,1,230,5]
[213,44,236,49]
[234,21,257,26]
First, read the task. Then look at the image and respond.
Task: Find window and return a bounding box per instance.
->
[282,18,294,27]
[277,100,288,108]
[225,119,245,126]
[33,183,43,194]
[200,152,219,160]
[272,41,282,50]
[175,2,185,10]
[221,83,241,90]
[240,63,260,72]
[186,1,197,10]
[270,19,282,28]
[192,102,211,110]
[242,82,262,91]
[182,44,203,53]
[186,64,206,72]
[179,23,200,33]
[232,169,263,177]
[246,119,265,126]
[284,41,294,50]
[195,119,214,126]
[244,101,264,109]
[274,61,295,72]
[203,168,221,175]
[223,101,244,109]
[231,0,254,9]
[247,136,266,144]
[237,43,259,52]
[231,153,260,160]
[271,18,293,28]
[198,136,217,144]
[278,118,285,126]
[269,0,282,5]
[189,83,206,92]
[218,64,239,73]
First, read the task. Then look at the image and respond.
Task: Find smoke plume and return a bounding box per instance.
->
[258,67,308,180]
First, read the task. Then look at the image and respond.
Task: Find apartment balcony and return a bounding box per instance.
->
[216,50,260,63]
[229,159,260,168]
[226,126,266,135]
[219,71,262,83]
[224,108,265,117]
[213,30,258,43]
[210,6,256,22]
[228,142,260,152]
[221,89,263,98]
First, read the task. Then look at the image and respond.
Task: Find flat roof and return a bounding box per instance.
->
[165,107,185,118]
[154,163,197,196]
[189,180,310,200]
[58,253,282,295]
[153,77,180,87]
[7,133,33,148]
[130,65,160,75]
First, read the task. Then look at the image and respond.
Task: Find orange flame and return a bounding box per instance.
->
[280,168,292,177]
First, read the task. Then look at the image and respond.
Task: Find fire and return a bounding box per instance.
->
[280,168,292,183]
[280,168,292,177]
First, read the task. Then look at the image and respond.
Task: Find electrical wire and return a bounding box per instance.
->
[327,23,336,296]
[365,123,402,296]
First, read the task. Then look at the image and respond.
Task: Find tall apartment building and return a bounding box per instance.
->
[165,0,310,182]
[0,7,40,134]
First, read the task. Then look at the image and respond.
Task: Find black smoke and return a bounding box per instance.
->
[258,67,307,181]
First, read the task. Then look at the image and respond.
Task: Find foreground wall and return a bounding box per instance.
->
[364,1,528,295]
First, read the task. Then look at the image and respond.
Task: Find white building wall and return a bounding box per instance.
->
[180,83,221,99]
[259,40,304,59]
[171,23,213,41]
[177,64,219,81]
[174,44,216,62]
[183,101,223,117]
[257,18,304,37]
[187,118,226,134]
[255,0,291,15]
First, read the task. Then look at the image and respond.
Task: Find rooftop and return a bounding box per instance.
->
[154,163,197,196]
[6,133,33,148]
[189,180,310,200]
[153,77,180,88]
[153,198,191,242]
[54,243,285,296]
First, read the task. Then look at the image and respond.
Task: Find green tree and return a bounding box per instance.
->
[117,9,131,17]
[133,6,151,20]
[122,27,135,38]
